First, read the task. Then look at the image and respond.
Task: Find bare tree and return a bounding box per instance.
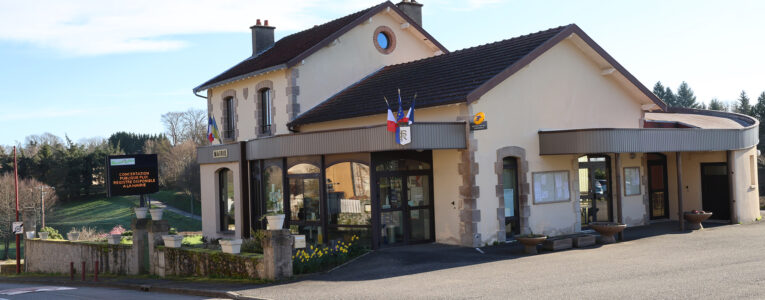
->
[181,109,207,146]
[0,174,57,259]
[161,112,185,146]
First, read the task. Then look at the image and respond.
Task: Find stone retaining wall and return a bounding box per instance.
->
[25,239,137,275]
[153,247,264,278]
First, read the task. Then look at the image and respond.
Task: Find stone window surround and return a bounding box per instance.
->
[220,89,238,141]
[495,146,531,241]
[255,80,276,137]
[373,26,396,55]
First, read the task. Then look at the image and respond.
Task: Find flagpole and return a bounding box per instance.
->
[13,146,20,274]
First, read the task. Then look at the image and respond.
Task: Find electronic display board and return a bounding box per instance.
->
[106,154,159,197]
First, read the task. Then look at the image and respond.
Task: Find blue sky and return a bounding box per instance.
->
[1,0,763,145]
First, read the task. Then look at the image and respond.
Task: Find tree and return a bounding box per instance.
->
[0,174,57,259]
[675,81,699,108]
[653,81,666,101]
[752,92,765,122]
[735,91,752,116]
[663,87,678,107]
[708,98,725,111]
[180,109,207,146]
[161,112,185,146]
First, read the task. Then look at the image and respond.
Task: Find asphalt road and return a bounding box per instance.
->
[0,283,211,300]
[238,221,765,299]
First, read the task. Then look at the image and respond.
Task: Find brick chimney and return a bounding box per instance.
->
[250,19,275,56]
[396,0,423,27]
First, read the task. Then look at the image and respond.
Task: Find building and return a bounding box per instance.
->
[194,1,760,248]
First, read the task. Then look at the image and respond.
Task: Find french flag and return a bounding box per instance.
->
[386,100,397,132]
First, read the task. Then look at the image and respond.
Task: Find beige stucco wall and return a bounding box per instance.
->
[470,38,647,242]
[296,10,438,116]
[733,146,761,223]
[432,149,461,245]
[200,162,242,239]
[619,153,647,226]
[298,104,464,132]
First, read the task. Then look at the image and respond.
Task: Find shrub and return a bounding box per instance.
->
[293,235,366,274]
[40,226,64,240]
[169,227,178,235]
[109,225,127,235]
[241,229,267,253]
[69,227,107,242]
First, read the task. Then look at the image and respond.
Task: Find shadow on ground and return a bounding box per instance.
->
[286,220,729,283]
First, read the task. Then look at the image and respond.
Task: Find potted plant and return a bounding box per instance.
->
[516,233,547,254]
[25,231,36,239]
[134,206,149,219]
[107,234,122,245]
[219,239,243,254]
[260,212,285,230]
[162,235,183,248]
[67,229,80,241]
[38,231,49,240]
[684,210,713,230]
[589,222,627,244]
[149,206,164,221]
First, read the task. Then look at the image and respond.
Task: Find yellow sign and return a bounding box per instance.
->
[473,112,485,125]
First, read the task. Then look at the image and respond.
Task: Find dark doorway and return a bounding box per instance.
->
[647,153,669,219]
[372,151,435,248]
[502,157,520,239]
[701,163,730,220]
[578,155,613,225]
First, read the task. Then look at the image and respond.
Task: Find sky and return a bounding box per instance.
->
[1,0,764,145]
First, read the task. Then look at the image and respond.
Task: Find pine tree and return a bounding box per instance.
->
[663,87,677,107]
[735,91,752,116]
[653,81,666,101]
[752,91,765,122]
[675,81,699,108]
[708,98,725,111]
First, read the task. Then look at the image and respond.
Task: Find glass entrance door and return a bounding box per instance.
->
[502,158,520,238]
[578,155,612,225]
[647,154,669,219]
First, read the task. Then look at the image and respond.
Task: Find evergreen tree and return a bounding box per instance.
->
[653,81,666,101]
[675,81,699,108]
[753,92,765,122]
[708,98,725,111]
[735,91,752,116]
[663,87,678,107]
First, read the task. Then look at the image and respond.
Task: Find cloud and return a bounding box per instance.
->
[0,0,379,55]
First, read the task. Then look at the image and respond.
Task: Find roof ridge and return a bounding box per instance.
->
[273,2,386,45]
[376,24,571,71]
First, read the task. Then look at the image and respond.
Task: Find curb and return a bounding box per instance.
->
[0,277,234,299]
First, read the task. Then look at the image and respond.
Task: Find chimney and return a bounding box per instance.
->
[396,0,423,27]
[250,19,275,56]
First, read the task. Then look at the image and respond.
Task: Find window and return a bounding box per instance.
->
[373,26,396,54]
[376,32,390,49]
[223,97,235,139]
[260,88,272,134]
[218,168,235,232]
[532,171,570,204]
[624,167,641,196]
[751,155,756,186]
[264,165,283,215]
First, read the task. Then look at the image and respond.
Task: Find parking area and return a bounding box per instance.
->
[237,221,765,299]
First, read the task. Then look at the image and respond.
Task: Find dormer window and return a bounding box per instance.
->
[223,96,235,139]
[260,88,272,134]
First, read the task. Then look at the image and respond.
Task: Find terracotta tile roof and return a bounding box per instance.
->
[289,25,570,126]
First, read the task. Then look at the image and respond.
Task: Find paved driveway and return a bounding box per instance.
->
[238,221,765,299]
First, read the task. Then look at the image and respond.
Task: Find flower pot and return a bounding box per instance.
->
[149,208,164,221]
[67,232,80,241]
[134,207,149,219]
[684,211,713,230]
[220,239,243,254]
[25,231,36,239]
[589,222,627,244]
[38,231,49,240]
[266,214,285,230]
[107,234,122,245]
[162,235,183,248]
[516,235,547,254]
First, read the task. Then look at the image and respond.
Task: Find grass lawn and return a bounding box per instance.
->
[151,190,201,216]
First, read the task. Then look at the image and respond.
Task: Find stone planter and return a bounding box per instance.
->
[25,231,36,239]
[684,211,713,230]
[67,232,80,241]
[589,222,627,244]
[516,235,547,254]
[107,234,122,245]
[134,207,149,219]
[266,214,285,230]
[149,208,164,221]
[38,231,49,240]
[162,235,183,248]
[220,239,243,254]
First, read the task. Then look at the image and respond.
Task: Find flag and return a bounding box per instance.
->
[211,116,221,143]
[395,89,405,144]
[404,93,416,125]
[384,97,396,132]
[207,116,214,142]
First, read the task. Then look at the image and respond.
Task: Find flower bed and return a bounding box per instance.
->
[292,235,367,274]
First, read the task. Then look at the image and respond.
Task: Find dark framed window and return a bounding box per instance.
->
[224,97,235,139]
[260,88,272,134]
[218,168,235,232]
[326,161,372,248]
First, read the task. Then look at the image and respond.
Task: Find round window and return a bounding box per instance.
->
[377,32,390,49]
[373,26,396,54]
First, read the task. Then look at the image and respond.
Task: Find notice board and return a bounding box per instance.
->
[106,154,159,197]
